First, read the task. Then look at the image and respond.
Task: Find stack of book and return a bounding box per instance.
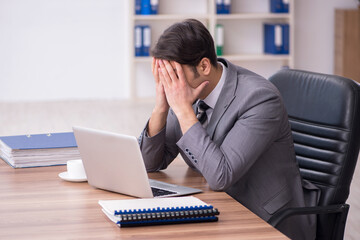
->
[0,132,80,168]
[99,196,220,227]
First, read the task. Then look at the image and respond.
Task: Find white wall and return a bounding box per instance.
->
[0,0,358,101]
[0,0,130,101]
[294,0,358,74]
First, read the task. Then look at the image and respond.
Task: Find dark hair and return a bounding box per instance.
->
[151,19,218,69]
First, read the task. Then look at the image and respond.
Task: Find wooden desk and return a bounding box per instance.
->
[0,158,287,239]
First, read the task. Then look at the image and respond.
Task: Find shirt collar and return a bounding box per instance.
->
[202,61,227,109]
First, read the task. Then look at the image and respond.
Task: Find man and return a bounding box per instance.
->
[138,19,318,240]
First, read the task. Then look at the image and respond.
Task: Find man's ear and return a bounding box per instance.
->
[197,58,211,76]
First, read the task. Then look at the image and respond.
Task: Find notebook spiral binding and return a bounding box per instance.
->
[114,205,214,215]
[116,208,220,226]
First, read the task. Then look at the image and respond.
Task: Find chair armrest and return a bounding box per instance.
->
[268,204,349,227]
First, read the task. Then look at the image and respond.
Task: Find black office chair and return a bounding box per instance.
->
[268,69,360,240]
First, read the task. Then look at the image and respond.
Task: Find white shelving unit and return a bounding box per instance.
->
[128,0,295,100]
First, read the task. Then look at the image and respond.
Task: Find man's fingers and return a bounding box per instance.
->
[158,67,169,89]
[174,62,186,83]
[163,60,178,82]
[152,57,155,73]
[159,60,172,86]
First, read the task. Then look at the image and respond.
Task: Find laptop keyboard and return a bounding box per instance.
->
[151,187,177,197]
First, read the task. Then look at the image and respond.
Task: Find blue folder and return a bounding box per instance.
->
[264,23,289,54]
[216,0,231,14]
[135,0,142,14]
[142,25,151,56]
[135,25,143,57]
[0,132,77,150]
[270,0,289,13]
[141,0,151,15]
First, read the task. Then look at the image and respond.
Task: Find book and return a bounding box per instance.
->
[99,196,220,227]
[0,132,80,168]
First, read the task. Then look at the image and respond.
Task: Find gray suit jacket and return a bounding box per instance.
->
[139,59,319,240]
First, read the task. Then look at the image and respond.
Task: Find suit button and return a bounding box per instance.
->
[185,148,189,152]
[194,159,198,163]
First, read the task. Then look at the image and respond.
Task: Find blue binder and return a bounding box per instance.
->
[264,23,289,54]
[216,0,231,14]
[282,24,289,54]
[141,0,151,15]
[135,25,143,57]
[223,0,231,14]
[135,0,142,14]
[0,132,77,150]
[270,0,289,13]
[142,25,151,56]
[216,0,223,14]
[150,0,159,14]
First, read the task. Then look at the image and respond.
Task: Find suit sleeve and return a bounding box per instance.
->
[139,109,180,172]
[176,88,284,191]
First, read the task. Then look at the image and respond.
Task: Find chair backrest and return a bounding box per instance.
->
[269,69,360,239]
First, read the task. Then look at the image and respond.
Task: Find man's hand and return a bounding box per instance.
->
[158,59,208,133]
[152,58,169,113]
[147,58,170,137]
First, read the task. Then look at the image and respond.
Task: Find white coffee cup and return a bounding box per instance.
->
[66,159,87,179]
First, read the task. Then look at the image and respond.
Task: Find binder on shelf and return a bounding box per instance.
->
[99,196,220,227]
[270,0,289,13]
[216,0,223,14]
[223,0,231,14]
[264,23,289,54]
[140,0,151,15]
[216,0,231,14]
[135,0,142,15]
[150,0,159,14]
[215,24,224,56]
[134,25,152,57]
[282,24,289,54]
[0,132,80,168]
[142,25,151,56]
[135,25,142,57]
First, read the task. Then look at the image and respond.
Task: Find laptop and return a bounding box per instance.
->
[72,126,202,198]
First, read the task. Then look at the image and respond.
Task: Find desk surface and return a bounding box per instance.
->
[0,158,287,239]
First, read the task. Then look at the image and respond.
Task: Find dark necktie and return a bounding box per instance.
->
[196,100,210,125]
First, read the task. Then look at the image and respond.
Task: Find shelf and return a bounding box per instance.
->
[134,54,291,63]
[216,13,290,20]
[133,13,290,21]
[129,0,295,99]
[134,14,210,21]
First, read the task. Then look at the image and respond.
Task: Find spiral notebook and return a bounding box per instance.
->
[99,196,220,227]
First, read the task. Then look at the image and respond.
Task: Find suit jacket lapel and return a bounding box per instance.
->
[207,58,238,139]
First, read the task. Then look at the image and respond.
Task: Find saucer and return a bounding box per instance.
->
[58,171,87,182]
